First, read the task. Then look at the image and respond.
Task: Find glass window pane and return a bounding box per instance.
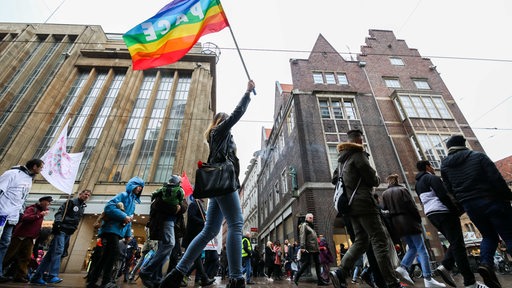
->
[432,97,451,118]
[411,96,429,117]
[325,72,336,84]
[414,80,430,89]
[332,100,343,119]
[313,72,323,84]
[337,73,348,85]
[423,97,441,118]
[390,57,404,65]
[385,79,401,88]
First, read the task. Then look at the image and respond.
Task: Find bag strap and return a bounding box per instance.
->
[338,159,362,206]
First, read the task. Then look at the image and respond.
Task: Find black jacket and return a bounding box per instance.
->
[182,199,205,248]
[208,92,251,186]
[53,197,87,235]
[441,148,512,203]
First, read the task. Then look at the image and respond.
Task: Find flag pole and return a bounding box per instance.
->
[218,0,256,94]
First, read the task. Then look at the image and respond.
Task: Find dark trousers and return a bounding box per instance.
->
[294,252,324,284]
[429,213,475,286]
[87,233,120,286]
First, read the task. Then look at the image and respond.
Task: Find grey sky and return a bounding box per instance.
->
[1,0,511,173]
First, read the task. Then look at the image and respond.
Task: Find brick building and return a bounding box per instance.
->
[255,30,484,263]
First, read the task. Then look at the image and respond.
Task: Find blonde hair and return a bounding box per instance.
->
[204,112,228,140]
[386,174,400,186]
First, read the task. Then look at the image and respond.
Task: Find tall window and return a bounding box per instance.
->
[111,73,157,180]
[68,72,108,149]
[287,104,295,134]
[134,72,174,180]
[396,94,452,119]
[34,71,89,159]
[281,169,288,194]
[78,73,125,179]
[154,74,191,182]
[319,98,358,119]
[414,134,449,169]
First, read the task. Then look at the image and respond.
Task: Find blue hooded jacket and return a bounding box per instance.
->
[100,176,144,238]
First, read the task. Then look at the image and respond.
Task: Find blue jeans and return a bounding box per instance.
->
[0,224,14,277]
[33,231,69,278]
[400,233,432,277]
[176,191,243,279]
[242,256,252,283]
[463,199,512,267]
[141,220,175,282]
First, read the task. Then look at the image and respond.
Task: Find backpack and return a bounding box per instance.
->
[333,161,361,216]
[152,184,184,206]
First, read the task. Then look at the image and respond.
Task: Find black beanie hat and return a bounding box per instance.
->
[446,135,466,148]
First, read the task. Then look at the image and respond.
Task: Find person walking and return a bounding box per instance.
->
[86,176,144,288]
[293,213,329,286]
[242,231,254,284]
[30,189,91,285]
[2,195,52,283]
[329,129,400,288]
[0,159,44,283]
[381,174,445,288]
[264,241,275,279]
[416,160,486,288]
[318,237,334,283]
[441,135,512,288]
[181,195,215,287]
[140,175,187,288]
[160,80,256,288]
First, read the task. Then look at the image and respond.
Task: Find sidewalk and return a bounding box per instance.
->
[0,272,511,287]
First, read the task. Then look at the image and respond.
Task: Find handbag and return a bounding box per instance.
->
[333,160,361,215]
[193,134,238,199]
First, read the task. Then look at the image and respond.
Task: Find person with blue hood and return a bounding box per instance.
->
[86,176,144,288]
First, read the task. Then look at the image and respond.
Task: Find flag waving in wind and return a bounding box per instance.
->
[40,121,84,195]
[123,0,229,70]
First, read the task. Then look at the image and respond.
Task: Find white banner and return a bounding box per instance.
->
[40,121,83,195]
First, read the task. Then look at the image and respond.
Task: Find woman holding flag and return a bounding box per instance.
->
[160,80,255,288]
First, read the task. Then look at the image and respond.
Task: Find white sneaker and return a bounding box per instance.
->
[425,278,446,288]
[395,266,415,286]
[465,281,489,288]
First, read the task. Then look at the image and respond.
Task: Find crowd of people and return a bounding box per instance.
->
[329,130,512,288]
[0,79,511,288]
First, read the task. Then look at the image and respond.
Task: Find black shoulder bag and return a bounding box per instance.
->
[193,134,238,199]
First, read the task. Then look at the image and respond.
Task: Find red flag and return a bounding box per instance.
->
[181,172,194,197]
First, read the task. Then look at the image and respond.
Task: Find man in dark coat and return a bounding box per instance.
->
[441,135,512,288]
[329,129,400,288]
[31,189,91,285]
[381,174,445,288]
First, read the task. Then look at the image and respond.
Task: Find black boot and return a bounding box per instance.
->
[160,269,185,288]
[226,278,245,288]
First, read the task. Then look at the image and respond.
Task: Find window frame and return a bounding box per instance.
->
[389,57,405,66]
[384,78,401,88]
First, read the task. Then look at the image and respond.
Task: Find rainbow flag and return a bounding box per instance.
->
[123,0,229,70]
